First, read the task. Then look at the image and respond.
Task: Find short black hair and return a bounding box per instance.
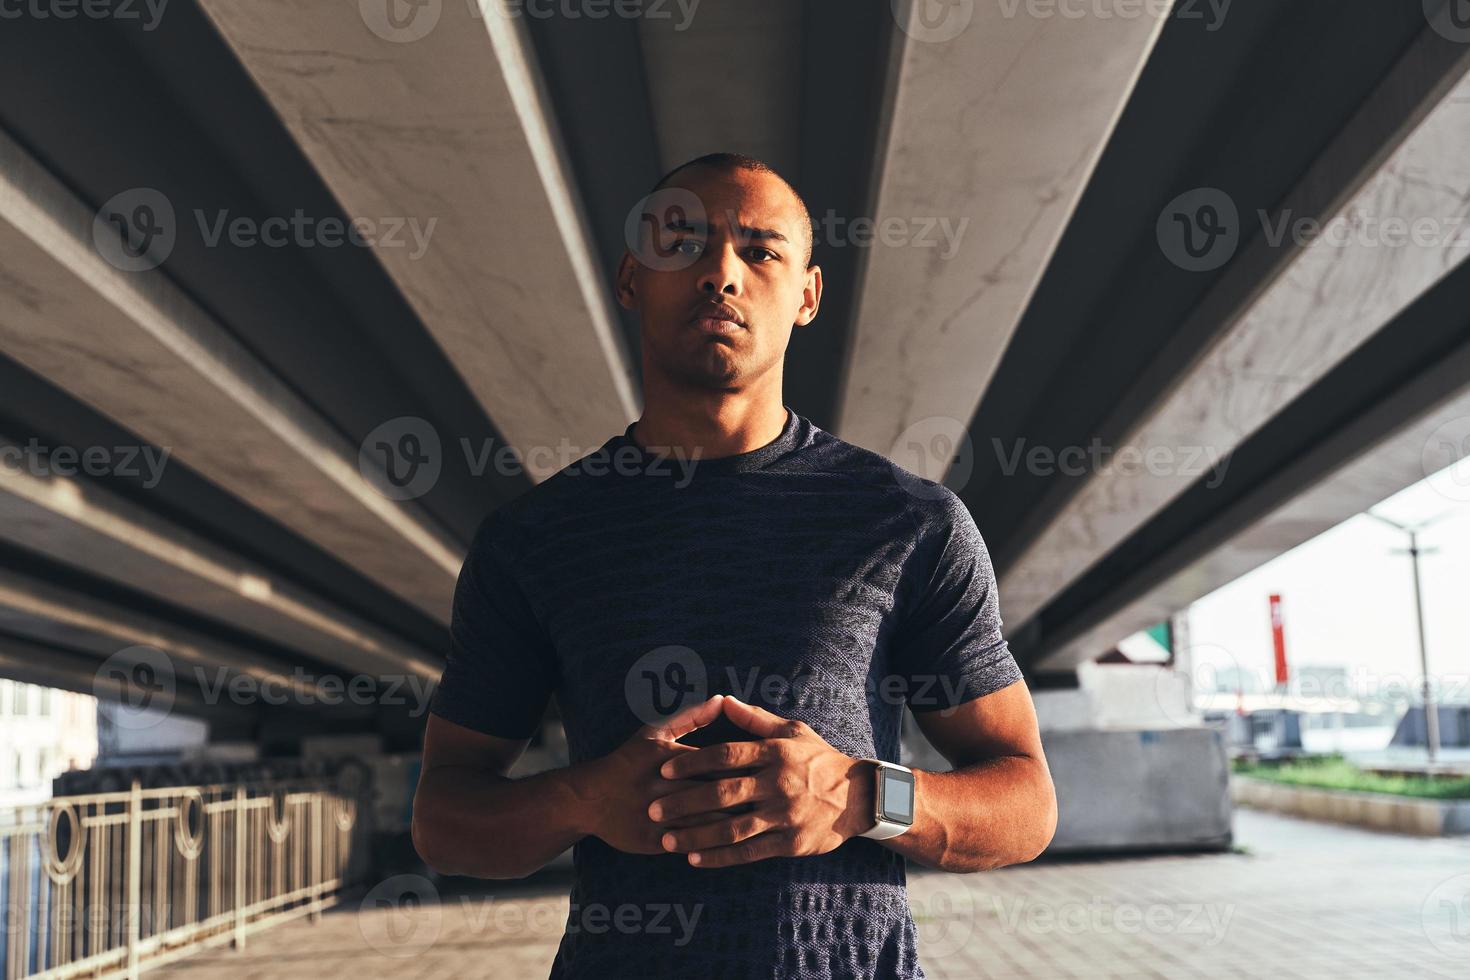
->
[647,152,814,268]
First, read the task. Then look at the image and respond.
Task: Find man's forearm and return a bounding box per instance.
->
[412,759,603,879]
[879,755,1056,873]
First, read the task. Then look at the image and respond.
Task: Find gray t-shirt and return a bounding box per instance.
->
[429,406,1021,979]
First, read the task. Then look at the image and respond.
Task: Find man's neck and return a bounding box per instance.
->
[629,397,788,462]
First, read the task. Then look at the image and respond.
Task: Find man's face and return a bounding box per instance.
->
[617,167,821,391]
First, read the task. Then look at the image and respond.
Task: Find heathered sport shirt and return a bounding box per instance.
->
[429,406,1022,979]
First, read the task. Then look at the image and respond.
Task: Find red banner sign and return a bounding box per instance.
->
[1269,593,1288,686]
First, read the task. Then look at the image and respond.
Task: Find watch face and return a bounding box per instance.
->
[879,767,915,824]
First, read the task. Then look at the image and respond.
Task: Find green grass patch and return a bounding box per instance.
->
[1232,755,1470,801]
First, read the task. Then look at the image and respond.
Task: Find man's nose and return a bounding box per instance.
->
[696,245,742,296]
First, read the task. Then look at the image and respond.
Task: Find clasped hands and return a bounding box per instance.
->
[587,694,875,868]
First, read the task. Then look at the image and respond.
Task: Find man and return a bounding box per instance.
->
[411,152,1057,978]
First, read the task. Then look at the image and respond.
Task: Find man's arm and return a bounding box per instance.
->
[887,679,1057,872]
[411,713,600,879]
[412,696,732,879]
[649,687,1056,872]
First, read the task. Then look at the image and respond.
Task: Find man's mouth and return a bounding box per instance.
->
[689,305,746,336]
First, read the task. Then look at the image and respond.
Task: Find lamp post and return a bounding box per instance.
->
[1366,509,1449,765]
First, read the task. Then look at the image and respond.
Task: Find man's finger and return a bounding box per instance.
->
[659,738,768,780]
[638,694,725,742]
[685,829,792,868]
[720,695,799,738]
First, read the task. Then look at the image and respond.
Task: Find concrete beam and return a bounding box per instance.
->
[1001,49,1470,629]
[0,436,438,681]
[198,0,639,483]
[0,129,462,623]
[637,0,803,176]
[837,0,1169,461]
[0,568,369,717]
[1036,354,1470,673]
[0,634,259,728]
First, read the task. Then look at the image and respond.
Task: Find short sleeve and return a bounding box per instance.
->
[891,492,1022,712]
[428,511,558,739]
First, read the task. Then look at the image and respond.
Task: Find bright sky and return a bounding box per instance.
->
[1184,458,1470,701]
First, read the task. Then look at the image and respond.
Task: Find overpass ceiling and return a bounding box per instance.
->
[0,0,1467,717]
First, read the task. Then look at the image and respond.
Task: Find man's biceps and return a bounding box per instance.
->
[910,680,1040,767]
[421,712,530,776]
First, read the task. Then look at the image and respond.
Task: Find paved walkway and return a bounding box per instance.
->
[157,808,1470,979]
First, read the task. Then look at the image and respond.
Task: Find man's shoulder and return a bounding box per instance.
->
[806,425,972,525]
[463,438,624,553]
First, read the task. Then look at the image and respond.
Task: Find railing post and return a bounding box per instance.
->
[309,794,322,922]
[233,785,247,950]
[126,780,142,980]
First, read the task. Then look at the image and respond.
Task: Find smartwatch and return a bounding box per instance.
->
[857,759,915,840]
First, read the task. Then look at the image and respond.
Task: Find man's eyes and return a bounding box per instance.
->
[670,239,778,262]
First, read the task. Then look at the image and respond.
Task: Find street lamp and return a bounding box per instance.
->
[1365,508,1451,765]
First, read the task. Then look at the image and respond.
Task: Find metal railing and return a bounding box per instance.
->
[0,778,359,979]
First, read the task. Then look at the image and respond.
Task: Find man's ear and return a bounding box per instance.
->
[795,264,823,327]
[615,251,639,311]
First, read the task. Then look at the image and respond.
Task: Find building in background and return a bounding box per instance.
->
[0,679,97,805]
